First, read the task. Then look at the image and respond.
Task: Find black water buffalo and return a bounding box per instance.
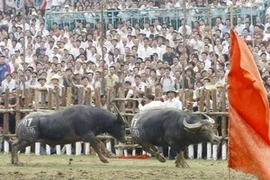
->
[130,108,221,168]
[11,105,127,165]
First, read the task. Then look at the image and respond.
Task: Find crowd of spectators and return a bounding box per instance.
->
[0,0,269,137]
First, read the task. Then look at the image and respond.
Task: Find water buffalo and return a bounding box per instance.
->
[11,104,127,165]
[130,108,221,168]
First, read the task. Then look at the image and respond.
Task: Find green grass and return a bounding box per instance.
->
[0,154,255,180]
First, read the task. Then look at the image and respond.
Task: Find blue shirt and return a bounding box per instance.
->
[0,63,9,83]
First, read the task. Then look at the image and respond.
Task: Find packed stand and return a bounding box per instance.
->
[0,0,268,136]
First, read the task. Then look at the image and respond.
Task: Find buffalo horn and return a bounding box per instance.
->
[201,113,215,124]
[183,118,202,130]
[112,103,128,125]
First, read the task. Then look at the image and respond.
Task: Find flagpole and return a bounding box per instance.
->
[206,0,217,76]
[228,167,231,180]
[181,0,187,91]
[228,8,233,180]
[250,7,254,49]
[22,1,26,91]
[230,6,234,28]
[100,1,105,95]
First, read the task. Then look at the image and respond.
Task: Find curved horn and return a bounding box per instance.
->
[183,118,202,130]
[112,103,128,125]
[201,113,215,124]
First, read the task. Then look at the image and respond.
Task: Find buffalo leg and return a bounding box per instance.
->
[175,151,189,168]
[84,133,109,163]
[11,139,33,165]
[91,141,109,163]
[98,141,115,158]
[141,142,166,163]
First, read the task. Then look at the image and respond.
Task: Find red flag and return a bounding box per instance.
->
[228,29,270,179]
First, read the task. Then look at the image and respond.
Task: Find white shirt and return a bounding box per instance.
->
[234,24,244,36]
[1,79,16,92]
[138,101,165,111]
[150,46,162,59]
[164,98,183,110]
[137,46,152,60]
[178,25,192,36]
[133,82,147,93]
[188,39,204,53]
[69,47,80,58]
[203,59,212,71]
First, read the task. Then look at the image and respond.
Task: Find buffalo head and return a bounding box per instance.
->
[109,104,128,143]
[183,113,221,144]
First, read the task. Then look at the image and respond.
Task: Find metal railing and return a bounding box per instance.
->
[45,5,267,32]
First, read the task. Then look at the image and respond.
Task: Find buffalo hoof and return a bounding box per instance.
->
[157,155,166,163]
[175,161,190,168]
[101,159,109,163]
[107,153,116,158]
[13,161,24,166]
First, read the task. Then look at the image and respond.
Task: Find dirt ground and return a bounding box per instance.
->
[0,154,255,180]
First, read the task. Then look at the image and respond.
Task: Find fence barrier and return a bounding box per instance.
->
[0,86,228,160]
[45,5,266,31]
[0,135,228,160]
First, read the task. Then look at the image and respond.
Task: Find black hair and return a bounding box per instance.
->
[124,81,131,86]
[145,94,155,101]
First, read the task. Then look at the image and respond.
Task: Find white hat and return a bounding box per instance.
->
[31,11,38,16]
[0,42,5,46]
[166,88,177,94]
[51,74,62,81]
[64,5,69,8]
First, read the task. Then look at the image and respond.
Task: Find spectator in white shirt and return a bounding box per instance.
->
[137,37,152,60]
[138,94,164,111]
[164,88,183,110]
[132,74,147,97]
[234,17,244,36]
[1,74,16,92]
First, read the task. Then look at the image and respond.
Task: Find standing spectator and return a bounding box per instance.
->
[164,88,183,110]
[234,17,244,36]
[104,65,119,89]
[16,75,30,91]
[29,72,39,86]
[162,46,176,65]
[48,74,64,106]
[79,76,95,105]
[1,73,16,92]
[160,67,175,92]
[132,75,147,98]
[137,37,152,60]
[182,68,195,89]
[124,80,134,99]
[93,71,102,89]
[0,55,10,83]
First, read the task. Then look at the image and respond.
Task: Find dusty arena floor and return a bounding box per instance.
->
[0,154,255,180]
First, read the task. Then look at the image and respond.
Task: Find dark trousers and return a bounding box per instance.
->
[163,146,176,160]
